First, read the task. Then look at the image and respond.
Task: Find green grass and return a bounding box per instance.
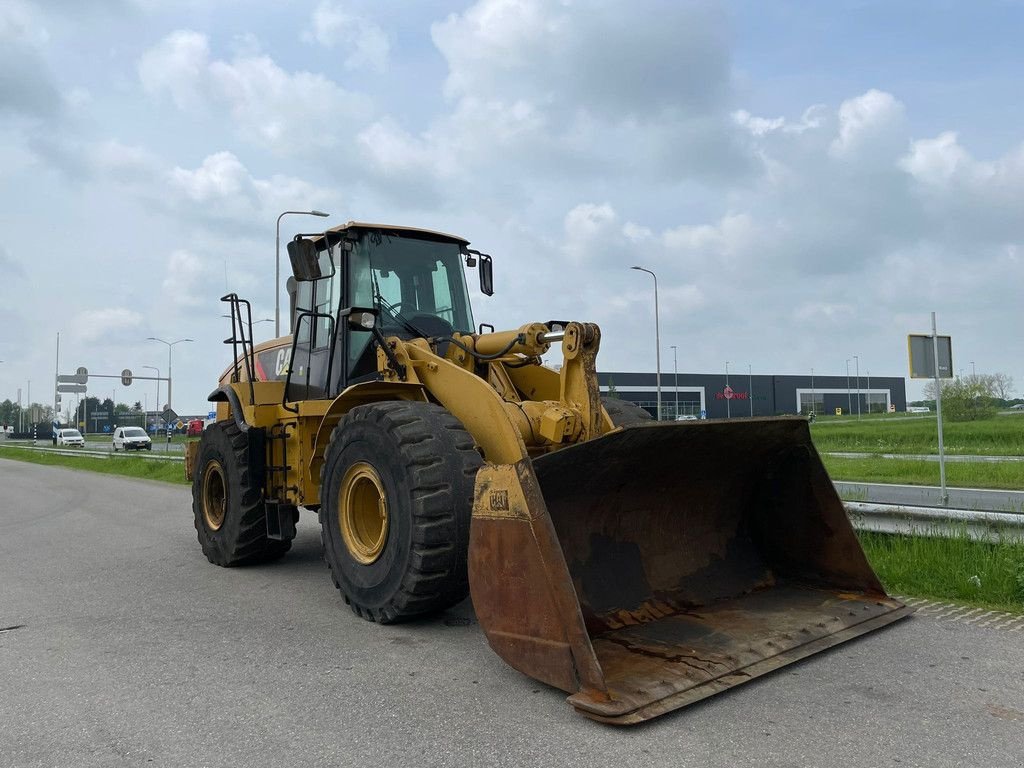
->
[823,455,1024,490]
[858,529,1024,613]
[0,446,189,484]
[811,414,1024,456]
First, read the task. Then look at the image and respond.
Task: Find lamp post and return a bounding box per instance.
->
[725,360,731,419]
[867,370,871,414]
[971,361,976,378]
[143,365,161,421]
[810,367,815,416]
[146,338,193,411]
[669,345,678,419]
[854,355,861,419]
[845,359,852,415]
[277,210,330,337]
[630,266,661,420]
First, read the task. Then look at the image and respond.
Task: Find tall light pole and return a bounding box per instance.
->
[725,360,731,419]
[669,345,678,419]
[810,367,815,415]
[854,354,861,419]
[845,359,852,415]
[147,338,193,412]
[277,210,330,337]
[143,365,161,415]
[630,266,661,420]
[971,361,976,378]
[867,370,871,413]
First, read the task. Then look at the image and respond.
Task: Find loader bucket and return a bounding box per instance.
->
[468,417,911,725]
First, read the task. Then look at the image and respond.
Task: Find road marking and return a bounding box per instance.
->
[897,596,1024,632]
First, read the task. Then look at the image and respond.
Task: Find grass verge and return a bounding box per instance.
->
[812,414,1024,456]
[858,529,1024,613]
[822,455,1024,490]
[0,446,189,485]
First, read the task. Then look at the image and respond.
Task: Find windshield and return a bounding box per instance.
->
[347,232,475,375]
[124,428,147,437]
[64,430,82,438]
[350,233,475,334]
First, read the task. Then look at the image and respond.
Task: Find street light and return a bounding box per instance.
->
[146,338,193,411]
[669,345,678,419]
[854,355,861,419]
[725,360,731,419]
[277,210,330,337]
[630,266,661,420]
[143,365,161,416]
[845,359,852,415]
[971,361,976,378]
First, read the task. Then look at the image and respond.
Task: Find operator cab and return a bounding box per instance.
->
[285,222,493,398]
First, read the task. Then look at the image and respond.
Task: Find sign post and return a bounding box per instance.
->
[908,313,953,505]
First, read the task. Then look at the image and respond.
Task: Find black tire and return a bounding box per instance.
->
[319,401,482,623]
[602,396,654,426]
[192,421,291,566]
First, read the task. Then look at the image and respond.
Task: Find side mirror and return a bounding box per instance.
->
[478,253,493,296]
[340,306,379,331]
[287,238,322,281]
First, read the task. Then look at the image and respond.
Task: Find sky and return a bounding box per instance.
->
[2,0,1023,416]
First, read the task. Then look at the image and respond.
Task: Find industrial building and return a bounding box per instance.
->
[598,371,907,419]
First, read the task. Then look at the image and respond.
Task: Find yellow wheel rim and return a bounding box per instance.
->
[202,459,227,531]
[339,462,389,564]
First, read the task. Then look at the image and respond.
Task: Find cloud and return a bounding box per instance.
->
[138,29,373,153]
[70,308,145,344]
[161,249,209,307]
[0,1,62,120]
[305,1,390,72]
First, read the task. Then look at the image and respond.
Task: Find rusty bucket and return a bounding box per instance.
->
[468,417,911,724]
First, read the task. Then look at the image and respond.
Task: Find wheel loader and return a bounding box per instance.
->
[188,221,911,724]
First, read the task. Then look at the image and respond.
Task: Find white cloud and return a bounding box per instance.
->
[70,308,144,344]
[306,1,390,72]
[829,89,906,160]
[138,30,372,153]
[161,249,208,307]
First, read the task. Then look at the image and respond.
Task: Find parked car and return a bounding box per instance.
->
[55,428,86,447]
[674,414,699,421]
[113,426,153,451]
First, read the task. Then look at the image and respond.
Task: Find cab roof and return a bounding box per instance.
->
[309,221,470,250]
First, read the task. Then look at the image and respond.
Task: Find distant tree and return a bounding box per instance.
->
[923,378,996,421]
[606,376,620,399]
[990,372,1014,401]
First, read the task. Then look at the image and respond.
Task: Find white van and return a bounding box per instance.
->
[113,426,153,451]
[55,428,85,447]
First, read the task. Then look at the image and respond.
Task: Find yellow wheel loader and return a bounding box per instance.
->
[188,221,910,724]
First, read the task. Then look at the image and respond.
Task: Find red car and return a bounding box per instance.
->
[186,419,205,436]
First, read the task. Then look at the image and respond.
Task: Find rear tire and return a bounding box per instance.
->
[602,397,654,426]
[192,421,290,566]
[319,401,482,623]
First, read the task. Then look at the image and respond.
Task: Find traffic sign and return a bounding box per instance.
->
[699,410,707,419]
[57,384,88,393]
[889,403,896,413]
[77,366,88,376]
[162,407,178,424]
[908,334,953,379]
[121,368,133,386]
[835,407,842,416]
[175,420,184,430]
[208,411,216,420]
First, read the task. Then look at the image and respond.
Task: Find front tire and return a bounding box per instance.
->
[192,421,290,566]
[319,401,482,623]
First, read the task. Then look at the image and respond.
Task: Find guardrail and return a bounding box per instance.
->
[845,501,1024,542]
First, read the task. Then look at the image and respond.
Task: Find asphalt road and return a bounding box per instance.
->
[2,460,1023,768]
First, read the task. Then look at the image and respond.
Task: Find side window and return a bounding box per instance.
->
[295,281,312,345]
